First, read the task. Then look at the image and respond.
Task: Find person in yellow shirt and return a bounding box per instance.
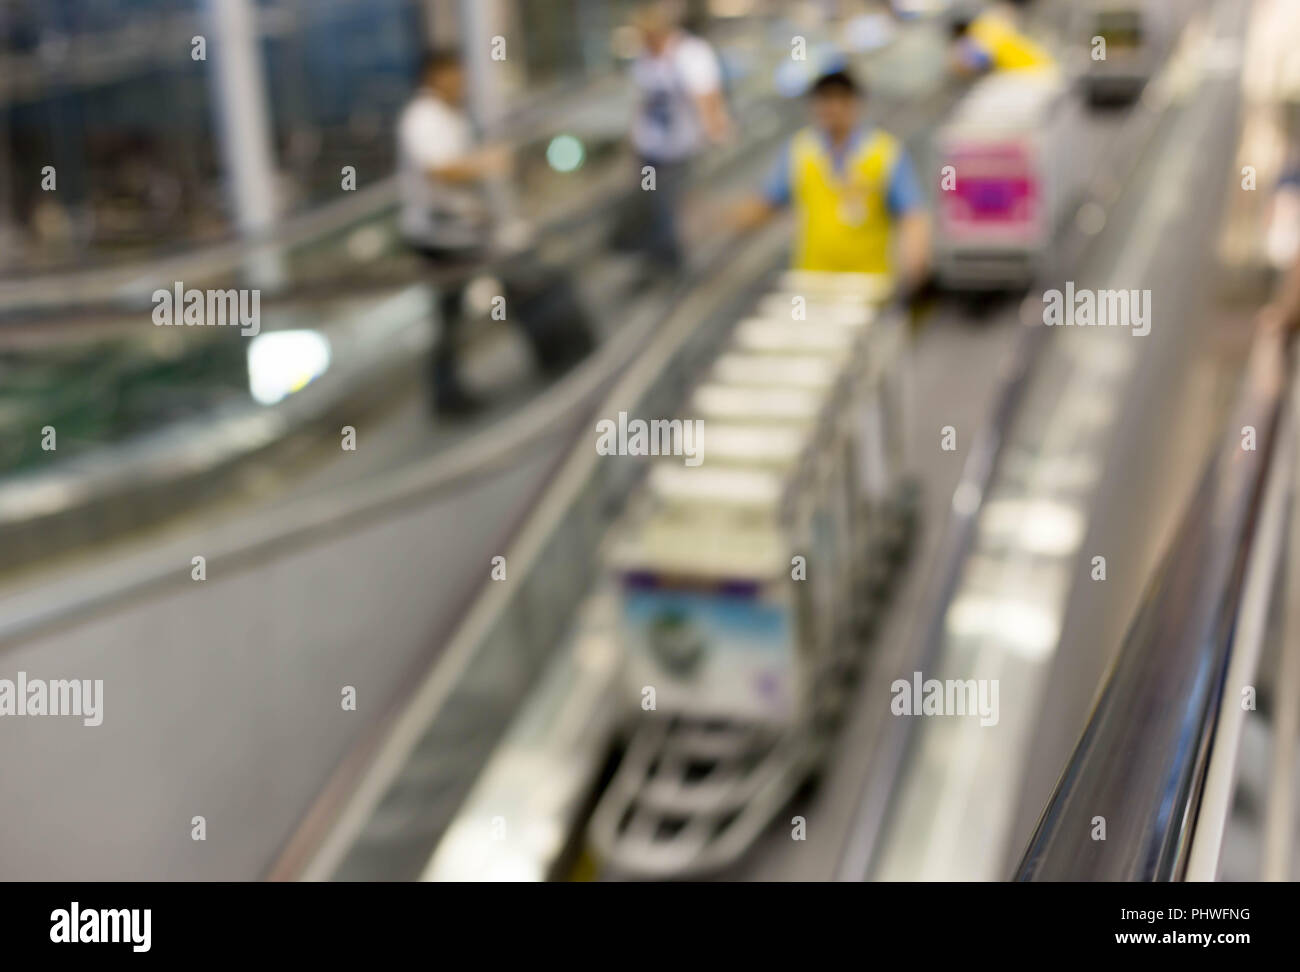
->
[732,69,931,293]
[949,6,1055,75]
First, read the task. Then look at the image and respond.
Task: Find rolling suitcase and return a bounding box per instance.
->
[504,263,596,376]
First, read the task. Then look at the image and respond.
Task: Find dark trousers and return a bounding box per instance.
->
[634,157,691,272]
[411,243,482,402]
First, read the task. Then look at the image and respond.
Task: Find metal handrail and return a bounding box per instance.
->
[1015,322,1289,881]
[276,216,793,882]
[0,33,801,318]
[834,312,1045,882]
[0,27,946,642]
[834,20,1183,879]
[0,223,750,647]
[0,81,806,570]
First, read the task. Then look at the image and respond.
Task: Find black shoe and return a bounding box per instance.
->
[434,385,485,418]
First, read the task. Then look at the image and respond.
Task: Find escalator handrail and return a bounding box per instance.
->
[1,39,953,644]
[0,65,634,304]
[1014,321,1289,881]
[834,22,1186,879]
[0,57,802,319]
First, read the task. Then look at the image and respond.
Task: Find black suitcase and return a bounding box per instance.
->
[504,264,596,376]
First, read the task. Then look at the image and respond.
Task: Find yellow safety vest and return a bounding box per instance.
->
[791,126,900,275]
[969,14,1055,72]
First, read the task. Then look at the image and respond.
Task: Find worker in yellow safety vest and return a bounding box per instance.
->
[949,5,1056,75]
[732,69,930,293]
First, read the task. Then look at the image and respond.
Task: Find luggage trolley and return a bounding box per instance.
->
[777,269,896,304]
[589,454,829,876]
[695,382,857,668]
[742,282,915,630]
[771,275,916,578]
[585,274,917,878]
[709,334,861,637]
[1082,0,1157,106]
[932,70,1085,290]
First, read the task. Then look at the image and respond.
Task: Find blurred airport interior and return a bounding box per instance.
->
[1,0,1300,884]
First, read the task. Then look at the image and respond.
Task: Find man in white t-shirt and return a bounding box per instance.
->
[627,2,731,273]
[397,48,511,416]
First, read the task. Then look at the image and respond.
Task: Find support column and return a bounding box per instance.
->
[458,0,520,237]
[202,0,284,290]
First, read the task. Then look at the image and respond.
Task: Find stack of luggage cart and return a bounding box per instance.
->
[586,271,918,878]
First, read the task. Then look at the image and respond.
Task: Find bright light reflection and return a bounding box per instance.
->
[981,498,1086,557]
[247,329,332,406]
[946,594,1060,660]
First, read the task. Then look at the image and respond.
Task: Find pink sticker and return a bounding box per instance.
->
[943,144,1039,235]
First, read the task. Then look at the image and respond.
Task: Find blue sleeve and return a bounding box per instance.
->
[960,39,993,72]
[763,141,793,208]
[887,148,925,217]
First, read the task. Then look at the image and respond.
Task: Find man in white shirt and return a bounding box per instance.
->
[397,48,510,416]
[626,1,731,273]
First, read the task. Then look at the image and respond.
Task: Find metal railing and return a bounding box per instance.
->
[1015,323,1290,880]
[0,61,806,569]
[0,20,799,318]
[834,13,1188,880]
